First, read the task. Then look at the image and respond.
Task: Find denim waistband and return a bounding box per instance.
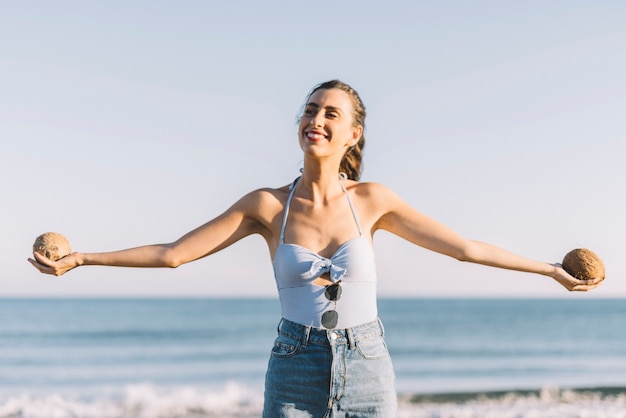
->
[277,317,385,350]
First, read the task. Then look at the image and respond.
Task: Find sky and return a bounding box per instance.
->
[1,1,624,298]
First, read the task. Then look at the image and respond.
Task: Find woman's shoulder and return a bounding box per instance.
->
[343,181,403,217]
[349,180,398,201]
[235,181,294,212]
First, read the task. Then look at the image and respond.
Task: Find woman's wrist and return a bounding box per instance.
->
[546,262,561,278]
[73,252,86,266]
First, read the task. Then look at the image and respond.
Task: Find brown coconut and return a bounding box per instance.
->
[562,248,605,281]
[33,232,71,261]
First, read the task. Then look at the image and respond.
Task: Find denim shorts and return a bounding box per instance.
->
[263,318,397,417]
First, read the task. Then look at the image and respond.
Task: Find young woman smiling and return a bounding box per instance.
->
[30,80,602,417]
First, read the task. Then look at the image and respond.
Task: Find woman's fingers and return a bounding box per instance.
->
[28,252,74,276]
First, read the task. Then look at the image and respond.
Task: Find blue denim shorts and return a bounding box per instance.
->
[263,318,397,417]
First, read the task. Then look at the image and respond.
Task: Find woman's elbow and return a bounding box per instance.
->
[451,241,477,263]
[161,246,186,268]
[453,240,495,264]
[453,250,472,263]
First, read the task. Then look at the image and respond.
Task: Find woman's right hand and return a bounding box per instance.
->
[549,263,604,292]
[28,252,80,277]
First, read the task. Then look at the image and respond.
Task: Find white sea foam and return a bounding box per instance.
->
[2,385,626,418]
[0,382,264,418]
[398,386,626,418]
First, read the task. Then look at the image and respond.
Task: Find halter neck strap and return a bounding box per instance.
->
[278,174,363,244]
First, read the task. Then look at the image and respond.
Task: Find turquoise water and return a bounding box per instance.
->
[1,298,626,417]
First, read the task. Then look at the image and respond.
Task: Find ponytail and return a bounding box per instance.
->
[340,136,365,181]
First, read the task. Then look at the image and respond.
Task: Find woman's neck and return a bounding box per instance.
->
[298,161,345,204]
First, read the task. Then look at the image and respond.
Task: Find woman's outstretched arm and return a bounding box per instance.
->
[28,189,276,277]
[367,183,603,292]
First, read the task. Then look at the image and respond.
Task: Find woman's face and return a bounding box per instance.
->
[298,88,362,159]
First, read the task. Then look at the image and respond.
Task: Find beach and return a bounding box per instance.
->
[2,298,626,417]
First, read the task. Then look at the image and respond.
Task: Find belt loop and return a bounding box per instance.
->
[277,318,284,334]
[377,317,385,336]
[301,325,311,348]
[347,327,356,350]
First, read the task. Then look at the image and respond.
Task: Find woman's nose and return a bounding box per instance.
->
[310,113,323,127]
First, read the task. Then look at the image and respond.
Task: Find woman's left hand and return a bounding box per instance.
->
[550,263,604,292]
[28,251,80,277]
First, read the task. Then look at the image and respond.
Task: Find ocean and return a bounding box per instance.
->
[1,298,625,418]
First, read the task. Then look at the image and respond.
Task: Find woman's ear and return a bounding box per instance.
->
[349,125,363,146]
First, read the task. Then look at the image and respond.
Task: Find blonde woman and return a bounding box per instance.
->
[30,80,601,417]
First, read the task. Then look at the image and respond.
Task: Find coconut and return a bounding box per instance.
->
[562,248,605,281]
[33,232,71,261]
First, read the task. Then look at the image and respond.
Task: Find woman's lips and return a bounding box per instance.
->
[306,131,327,141]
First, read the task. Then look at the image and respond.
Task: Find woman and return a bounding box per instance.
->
[29,80,602,417]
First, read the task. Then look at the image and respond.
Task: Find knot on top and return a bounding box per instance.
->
[309,258,346,283]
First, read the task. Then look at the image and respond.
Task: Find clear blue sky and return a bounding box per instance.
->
[2,1,624,298]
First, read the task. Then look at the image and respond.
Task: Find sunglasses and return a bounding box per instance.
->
[321,281,342,329]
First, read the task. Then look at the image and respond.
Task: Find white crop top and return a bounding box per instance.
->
[272,176,378,329]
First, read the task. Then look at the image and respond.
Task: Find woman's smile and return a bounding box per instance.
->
[305,130,328,142]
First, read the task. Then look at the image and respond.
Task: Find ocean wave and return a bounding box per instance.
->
[398,386,626,418]
[0,382,264,418]
[2,385,626,418]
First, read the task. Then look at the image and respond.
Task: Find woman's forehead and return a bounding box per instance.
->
[307,88,352,110]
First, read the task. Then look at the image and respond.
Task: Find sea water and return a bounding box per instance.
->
[1,298,625,417]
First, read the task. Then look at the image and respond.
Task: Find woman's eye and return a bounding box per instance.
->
[304,109,315,116]
[326,112,338,119]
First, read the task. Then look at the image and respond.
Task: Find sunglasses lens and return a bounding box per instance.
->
[321,310,339,329]
[322,282,342,328]
[325,283,342,301]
